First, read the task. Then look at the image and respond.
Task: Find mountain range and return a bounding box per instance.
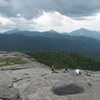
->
[70,28,100,40]
[0,28,100,58]
[3,28,100,40]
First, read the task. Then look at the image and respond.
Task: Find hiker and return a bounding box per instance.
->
[75,69,81,75]
[63,68,68,73]
[51,65,55,73]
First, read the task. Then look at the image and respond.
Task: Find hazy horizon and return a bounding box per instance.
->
[0,27,99,34]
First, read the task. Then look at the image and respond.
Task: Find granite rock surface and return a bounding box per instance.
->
[0,52,100,100]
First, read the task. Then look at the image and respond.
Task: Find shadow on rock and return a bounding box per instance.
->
[52,83,84,96]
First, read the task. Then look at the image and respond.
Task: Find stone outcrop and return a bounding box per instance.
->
[0,52,100,100]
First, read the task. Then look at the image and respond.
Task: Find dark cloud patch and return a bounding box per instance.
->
[0,0,100,19]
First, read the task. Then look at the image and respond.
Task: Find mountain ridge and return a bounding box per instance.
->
[1,28,100,58]
[70,28,100,40]
[3,28,100,40]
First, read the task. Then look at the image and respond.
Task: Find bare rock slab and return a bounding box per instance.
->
[0,86,21,100]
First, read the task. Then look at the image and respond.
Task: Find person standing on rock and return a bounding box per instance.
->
[51,65,55,73]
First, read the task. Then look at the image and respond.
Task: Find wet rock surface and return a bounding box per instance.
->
[0,52,100,100]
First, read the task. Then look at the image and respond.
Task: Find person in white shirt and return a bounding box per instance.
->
[75,69,81,75]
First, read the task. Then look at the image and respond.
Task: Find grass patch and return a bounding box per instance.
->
[0,57,27,67]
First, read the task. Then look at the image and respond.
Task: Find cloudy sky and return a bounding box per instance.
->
[0,0,100,32]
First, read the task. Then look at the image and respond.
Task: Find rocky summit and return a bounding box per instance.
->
[0,52,100,100]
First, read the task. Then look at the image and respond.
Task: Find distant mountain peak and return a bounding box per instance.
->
[79,28,87,30]
[46,30,58,33]
[12,28,21,31]
[8,28,21,32]
[4,29,22,34]
[70,28,91,34]
[78,28,90,31]
[73,28,90,32]
[70,27,100,40]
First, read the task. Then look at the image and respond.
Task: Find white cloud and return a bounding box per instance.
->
[33,11,100,32]
[0,11,100,32]
[0,16,14,25]
[33,11,75,32]
[16,13,21,17]
[32,11,84,32]
[0,14,36,32]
